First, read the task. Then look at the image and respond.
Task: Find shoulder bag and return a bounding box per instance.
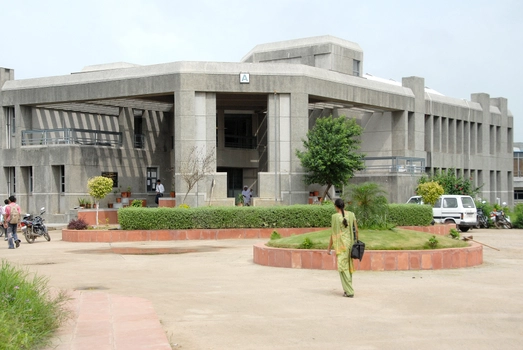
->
[350,222,365,260]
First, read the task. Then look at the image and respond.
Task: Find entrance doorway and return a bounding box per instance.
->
[218,167,243,198]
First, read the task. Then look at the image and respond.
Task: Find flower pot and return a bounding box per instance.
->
[121,192,129,198]
[86,204,92,209]
[108,203,114,208]
[170,191,176,198]
[116,197,122,203]
[313,191,319,196]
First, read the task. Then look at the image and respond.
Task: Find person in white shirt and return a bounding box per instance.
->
[155,179,165,205]
[242,186,251,206]
[1,199,8,241]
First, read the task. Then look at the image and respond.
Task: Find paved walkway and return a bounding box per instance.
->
[49,291,171,349]
[1,228,523,349]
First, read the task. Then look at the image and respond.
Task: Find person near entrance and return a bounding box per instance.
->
[242,186,251,206]
[155,179,165,205]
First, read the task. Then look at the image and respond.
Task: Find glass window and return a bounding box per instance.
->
[461,197,475,208]
[353,60,360,76]
[433,198,441,208]
[147,167,158,192]
[443,198,458,208]
[102,172,118,188]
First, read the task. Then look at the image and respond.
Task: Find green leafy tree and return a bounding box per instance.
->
[87,176,114,226]
[296,116,365,201]
[418,168,482,196]
[344,182,389,229]
[416,181,444,206]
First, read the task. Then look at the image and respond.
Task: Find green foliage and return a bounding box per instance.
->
[0,260,70,349]
[387,204,433,226]
[426,235,439,249]
[343,182,389,229]
[511,203,523,229]
[118,205,336,230]
[131,199,143,207]
[449,228,460,240]
[270,231,281,240]
[267,228,468,250]
[87,176,113,200]
[237,193,244,205]
[416,181,444,206]
[178,203,190,209]
[418,168,482,196]
[296,115,365,198]
[298,237,314,249]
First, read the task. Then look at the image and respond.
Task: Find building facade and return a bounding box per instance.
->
[0,36,514,222]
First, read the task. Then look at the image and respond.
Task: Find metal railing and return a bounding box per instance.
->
[361,156,426,174]
[134,134,145,149]
[224,135,257,149]
[21,128,122,147]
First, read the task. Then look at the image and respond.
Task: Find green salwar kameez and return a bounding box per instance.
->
[331,212,356,296]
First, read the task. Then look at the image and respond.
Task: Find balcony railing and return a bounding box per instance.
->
[21,128,122,147]
[134,134,145,149]
[224,135,257,149]
[360,156,426,174]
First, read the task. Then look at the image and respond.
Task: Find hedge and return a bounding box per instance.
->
[118,205,337,230]
[388,204,433,226]
[117,203,433,230]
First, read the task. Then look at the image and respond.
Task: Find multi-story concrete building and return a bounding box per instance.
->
[0,36,514,222]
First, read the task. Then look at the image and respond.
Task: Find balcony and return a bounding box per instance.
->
[360,156,426,174]
[21,128,122,147]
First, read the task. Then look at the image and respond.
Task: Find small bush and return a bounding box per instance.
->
[131,199,143,207]
[67,218,89,230]
[449,228,460,240]
[179,203,190,209]
[270,231,281,240]
[298,237,314,249]
[426,235,439,249]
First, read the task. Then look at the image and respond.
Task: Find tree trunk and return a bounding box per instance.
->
[321,185,332,202]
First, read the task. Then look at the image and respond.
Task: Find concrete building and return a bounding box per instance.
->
[0,36,514,222]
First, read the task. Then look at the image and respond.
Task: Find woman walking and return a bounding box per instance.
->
[327,198,359,297]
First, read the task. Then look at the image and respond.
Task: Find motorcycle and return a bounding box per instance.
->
[476,208,489,229]
[489,208,512,229]
[20,207,51,243]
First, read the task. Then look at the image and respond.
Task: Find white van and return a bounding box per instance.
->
[406,195,478,232]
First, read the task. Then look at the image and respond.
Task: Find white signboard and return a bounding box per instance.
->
[240,73,250,84]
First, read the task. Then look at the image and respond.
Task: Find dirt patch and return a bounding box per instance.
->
[69,246,223,255]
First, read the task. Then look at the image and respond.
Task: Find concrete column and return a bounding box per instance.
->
[257,92,308,205]
[174,91,220,207]
[402,76,426,158]
[391,110,407,155]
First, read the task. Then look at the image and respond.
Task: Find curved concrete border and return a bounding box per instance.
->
[62,227,325,242]
[252,242,483,271]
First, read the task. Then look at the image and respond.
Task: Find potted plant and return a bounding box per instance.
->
[85,199,92,209]
[78,198,86,209]
[236,193,244,206]
[126,185,132,197]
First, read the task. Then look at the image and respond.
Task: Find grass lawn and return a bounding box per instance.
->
[267,228,469,250]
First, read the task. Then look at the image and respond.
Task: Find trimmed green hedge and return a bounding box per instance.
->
[388,204,433,226]
[118,205,337,230]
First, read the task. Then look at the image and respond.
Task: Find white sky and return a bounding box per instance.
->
[2,0,522,140]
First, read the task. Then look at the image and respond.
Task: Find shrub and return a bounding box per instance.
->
[131,199,143,207]
[0,260,69,349]
[343,182,388,229]
[298,237,314,249]
[270,231,281,240]
[118,205,336,230]
[388,204,433,226]
[449,228,460,240]
[511,203,523,229]
[416,181,444,206]
[426,235,439,249]
[67,218,89,230]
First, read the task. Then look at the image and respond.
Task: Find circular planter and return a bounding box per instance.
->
[252,242,482,271]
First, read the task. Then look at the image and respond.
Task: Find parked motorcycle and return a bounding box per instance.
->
[20,207,50,243]
[476,208,489,229]
[489,208,512,229]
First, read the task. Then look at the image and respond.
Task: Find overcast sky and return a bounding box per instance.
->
[2,0,521,141]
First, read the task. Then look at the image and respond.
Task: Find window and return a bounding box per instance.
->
[6,167,16,194]
[515,190,523,200]
[5,107,15,148]
[147,167,158,192]
[134,109,144,149]
[224,114,256,149]
[443,198,458,208]
[60,165,65,193]
[102,172,118,188]
[353,60,360,76]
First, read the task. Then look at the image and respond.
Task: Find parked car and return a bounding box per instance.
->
[406,195,478,232]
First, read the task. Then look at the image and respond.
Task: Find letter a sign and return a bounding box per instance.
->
[240,73,250,84]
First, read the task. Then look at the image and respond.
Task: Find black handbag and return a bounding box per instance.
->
[350,224,365,260]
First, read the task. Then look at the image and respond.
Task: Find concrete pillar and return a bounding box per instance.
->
[402,76,426,158]
[257,92,308,205]
[174,91,220,207]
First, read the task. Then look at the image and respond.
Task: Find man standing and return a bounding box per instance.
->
[242,186,251,206]
[155,179,165,205]
[5,196,21,249]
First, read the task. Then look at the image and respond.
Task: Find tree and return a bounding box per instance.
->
[296,115,365,200]
[87,176,113,226]
[416,181,444,206]
[180,146,215,204]
[344,182,388,229]
[418,168,482,197]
